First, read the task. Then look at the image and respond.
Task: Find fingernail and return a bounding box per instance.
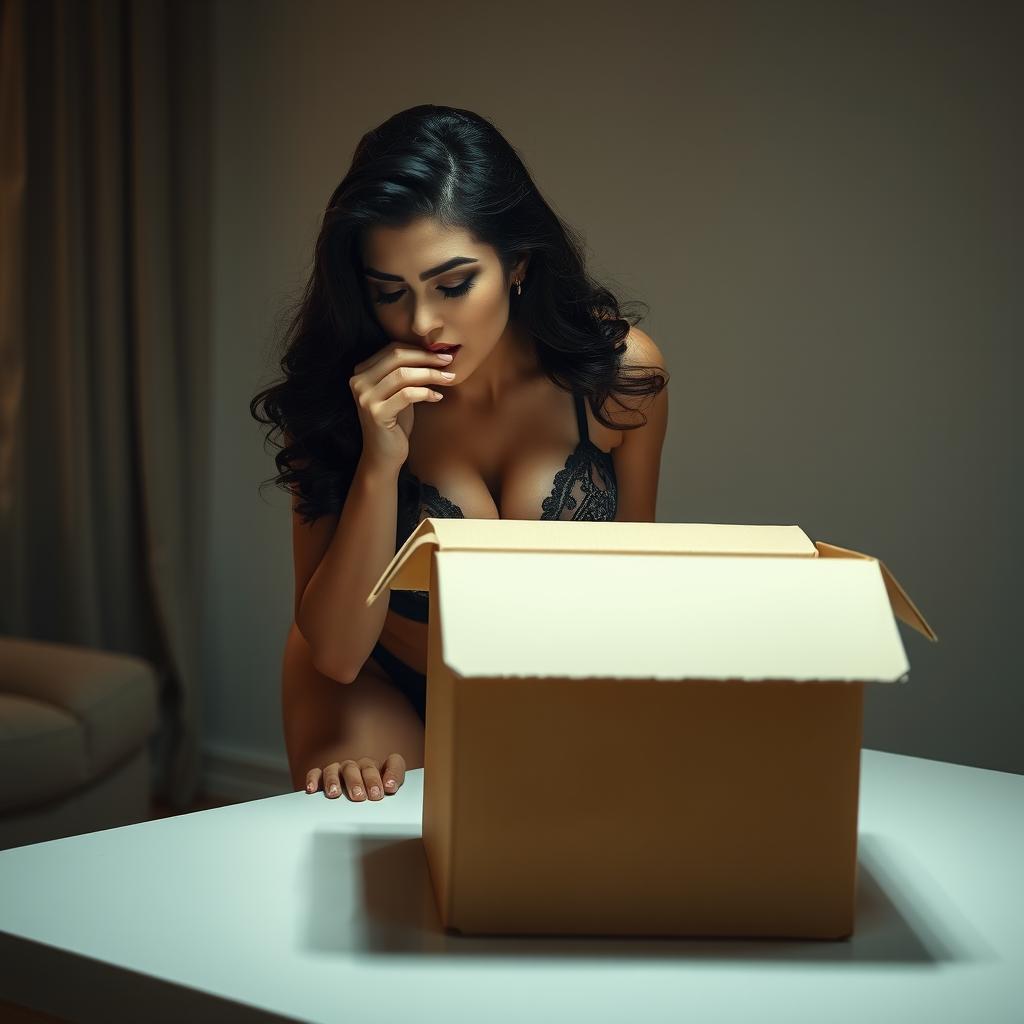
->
[437,352,454,361]
[352,786,363,797]
[385,779,396,790]
[306,782,314,792]
[328,784,339,796]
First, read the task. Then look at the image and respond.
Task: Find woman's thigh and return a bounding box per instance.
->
[281,622,425,790]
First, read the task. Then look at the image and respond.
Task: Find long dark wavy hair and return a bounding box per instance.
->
[250,104,667,525]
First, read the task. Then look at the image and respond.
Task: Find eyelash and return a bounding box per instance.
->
[374,275,477,306]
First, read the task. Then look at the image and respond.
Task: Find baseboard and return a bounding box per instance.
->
[200,740,293,802]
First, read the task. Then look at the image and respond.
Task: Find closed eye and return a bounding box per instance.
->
[374,275,477,306]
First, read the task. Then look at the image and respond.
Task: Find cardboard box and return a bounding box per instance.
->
[367,520,937,940]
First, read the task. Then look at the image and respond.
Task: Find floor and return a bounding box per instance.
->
[0,1003,71,1024]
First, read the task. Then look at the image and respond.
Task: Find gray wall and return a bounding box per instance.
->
[202,0,1022,793]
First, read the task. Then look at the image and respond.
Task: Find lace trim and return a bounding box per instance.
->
[540,440,617,521]
[397,440,616,549]
[393,444,616,618]
[419,481,466,520]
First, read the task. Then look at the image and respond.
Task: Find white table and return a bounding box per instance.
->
[1,749,1021,1024]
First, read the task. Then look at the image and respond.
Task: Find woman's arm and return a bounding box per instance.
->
[292,453,402,683]
[612,328,670,523]
[281,620,424,791]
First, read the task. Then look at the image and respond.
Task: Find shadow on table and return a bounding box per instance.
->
[303,829,994,964]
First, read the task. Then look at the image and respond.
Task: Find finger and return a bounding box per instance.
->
[340,760,367,800]
[380,363,456,401]
[352,339,401,377]
[358,758,385,801]
[358,365,451,419]
[322,762,342,799]
[381,753,406,794]
[373,385,444,426]
[385,346,455,372]
[305,768,322,794]
[355,343,451,379]
[353,356,455,417]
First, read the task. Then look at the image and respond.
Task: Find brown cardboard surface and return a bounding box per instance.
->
[429,670,865,938]
[370,519,937,939]
[815,540,938,641]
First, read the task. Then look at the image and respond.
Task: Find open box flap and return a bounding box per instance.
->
[433,550,911,683]
[815,541,938,642]
[366,519,819,608]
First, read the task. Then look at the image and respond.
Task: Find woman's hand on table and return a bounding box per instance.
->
[305,754,407,801]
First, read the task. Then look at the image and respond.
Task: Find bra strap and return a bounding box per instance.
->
[573,391,590,443]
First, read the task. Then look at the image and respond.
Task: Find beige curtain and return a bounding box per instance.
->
[0,0,211,808]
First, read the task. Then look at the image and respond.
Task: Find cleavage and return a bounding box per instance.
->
[406,379,584,519]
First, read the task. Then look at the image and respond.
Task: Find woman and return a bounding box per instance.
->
[251,104,669,803]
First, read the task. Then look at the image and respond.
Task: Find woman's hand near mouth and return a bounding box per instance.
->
[350,341,458,471]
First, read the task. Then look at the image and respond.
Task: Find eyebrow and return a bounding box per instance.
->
[362,256,479,283]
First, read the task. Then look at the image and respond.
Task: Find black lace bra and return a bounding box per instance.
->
[389,390,617,623]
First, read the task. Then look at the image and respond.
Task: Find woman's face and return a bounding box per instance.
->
[360,217,527,386]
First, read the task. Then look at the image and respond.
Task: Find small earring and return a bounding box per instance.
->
[515,278,522,297]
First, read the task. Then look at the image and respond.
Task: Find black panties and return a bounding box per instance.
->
[370,641,427,723]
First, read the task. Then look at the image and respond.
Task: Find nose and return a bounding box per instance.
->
[411,306,444,342]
